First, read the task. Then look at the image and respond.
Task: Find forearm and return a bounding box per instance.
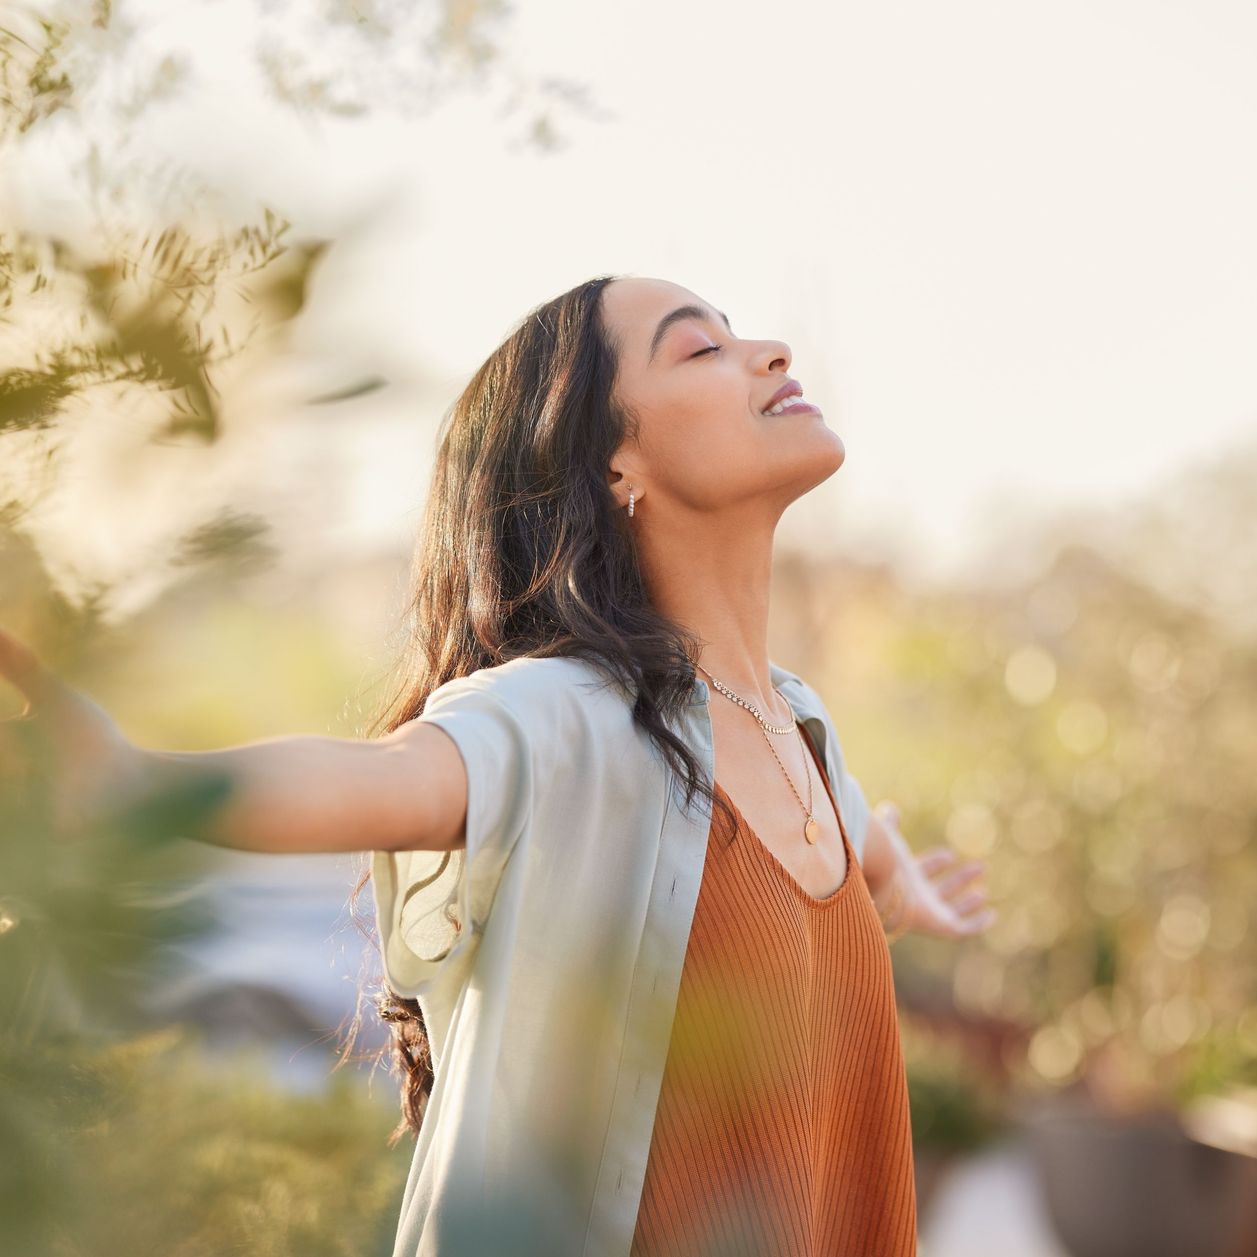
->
[115,733,418,854]
[861,809,911,917]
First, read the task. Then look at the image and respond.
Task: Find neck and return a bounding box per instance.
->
[633,501,785,716]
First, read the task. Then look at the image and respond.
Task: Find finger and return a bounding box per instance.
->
[951,888,991,918]
[874,800,901,825]
[925,908,968,939]
[916,847,959,876]
[961,908,998,933]
[933,861,987,898]
[0,627,57,708]
[931,903,993,936]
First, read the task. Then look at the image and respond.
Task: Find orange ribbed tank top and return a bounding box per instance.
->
[630,724,918,1257]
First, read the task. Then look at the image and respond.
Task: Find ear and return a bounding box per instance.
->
[606,466,644,511]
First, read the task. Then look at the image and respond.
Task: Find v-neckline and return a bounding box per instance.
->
[714,722,856,909]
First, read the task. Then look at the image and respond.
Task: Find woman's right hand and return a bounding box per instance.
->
[0,625,143,838]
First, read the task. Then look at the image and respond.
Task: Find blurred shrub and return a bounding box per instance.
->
[902,1018,1008,1155]
[0,1023,406,1257]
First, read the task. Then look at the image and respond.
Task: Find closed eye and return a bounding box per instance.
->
[690,344,721,358]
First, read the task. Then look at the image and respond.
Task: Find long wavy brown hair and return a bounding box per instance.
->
[335,273,738,1146]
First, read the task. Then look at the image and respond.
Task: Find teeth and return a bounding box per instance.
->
[765,393,804,415]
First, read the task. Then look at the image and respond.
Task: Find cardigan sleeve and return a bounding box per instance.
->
[370,674,536,999]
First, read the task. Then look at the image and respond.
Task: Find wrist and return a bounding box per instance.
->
[873,860,913,943]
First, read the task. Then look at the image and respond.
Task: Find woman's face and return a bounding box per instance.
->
[601,276,846,518]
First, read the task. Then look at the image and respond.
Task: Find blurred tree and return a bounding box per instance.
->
[0,0,601,611]
[0,8,328,602]
[0,4,603,1251]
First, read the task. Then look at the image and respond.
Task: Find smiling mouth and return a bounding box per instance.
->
[762,397,822,417]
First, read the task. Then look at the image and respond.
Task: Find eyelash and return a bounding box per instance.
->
[691,344,721,358]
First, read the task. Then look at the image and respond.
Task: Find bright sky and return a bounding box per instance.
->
[10,0,1257,592]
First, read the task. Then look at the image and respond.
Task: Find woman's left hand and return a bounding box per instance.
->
[874,802,997,940]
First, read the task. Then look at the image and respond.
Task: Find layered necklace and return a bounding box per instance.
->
[697,663,821,845]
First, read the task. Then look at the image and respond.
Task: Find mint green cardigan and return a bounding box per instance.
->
[371,655,871,1256]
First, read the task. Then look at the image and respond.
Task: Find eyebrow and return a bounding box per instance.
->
[648,304,734,362]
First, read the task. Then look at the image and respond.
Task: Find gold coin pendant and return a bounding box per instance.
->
[804,815,819,845]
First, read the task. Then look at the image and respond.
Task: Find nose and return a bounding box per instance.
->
[752,338,791,373]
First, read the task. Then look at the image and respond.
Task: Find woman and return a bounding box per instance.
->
[0,274,995,1257]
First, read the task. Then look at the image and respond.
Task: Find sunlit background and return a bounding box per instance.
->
[2,1,1255,1254]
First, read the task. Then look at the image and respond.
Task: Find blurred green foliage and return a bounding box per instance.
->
[799,513,1257,1118]
[0,1024,406,1257]
[0,4,614,1254]
[0,13,330,441]
[903,1020,1008,1155]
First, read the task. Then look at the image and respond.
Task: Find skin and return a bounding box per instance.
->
[602,276,995,938]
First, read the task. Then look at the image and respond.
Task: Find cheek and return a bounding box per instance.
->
[642,387,749,462]
[637,393,765,503]
[671,375,757,441]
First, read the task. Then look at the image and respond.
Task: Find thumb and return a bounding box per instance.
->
[0,626,63,712]
[875,800,901,829]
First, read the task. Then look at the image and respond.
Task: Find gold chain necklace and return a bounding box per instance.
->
[697,663,821,845]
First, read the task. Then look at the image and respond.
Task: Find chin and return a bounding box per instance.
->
[803,430,846,486]
[810,424,846,467]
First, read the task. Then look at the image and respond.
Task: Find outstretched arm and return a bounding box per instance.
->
[121,723,471,854]
[0,626,468,856]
